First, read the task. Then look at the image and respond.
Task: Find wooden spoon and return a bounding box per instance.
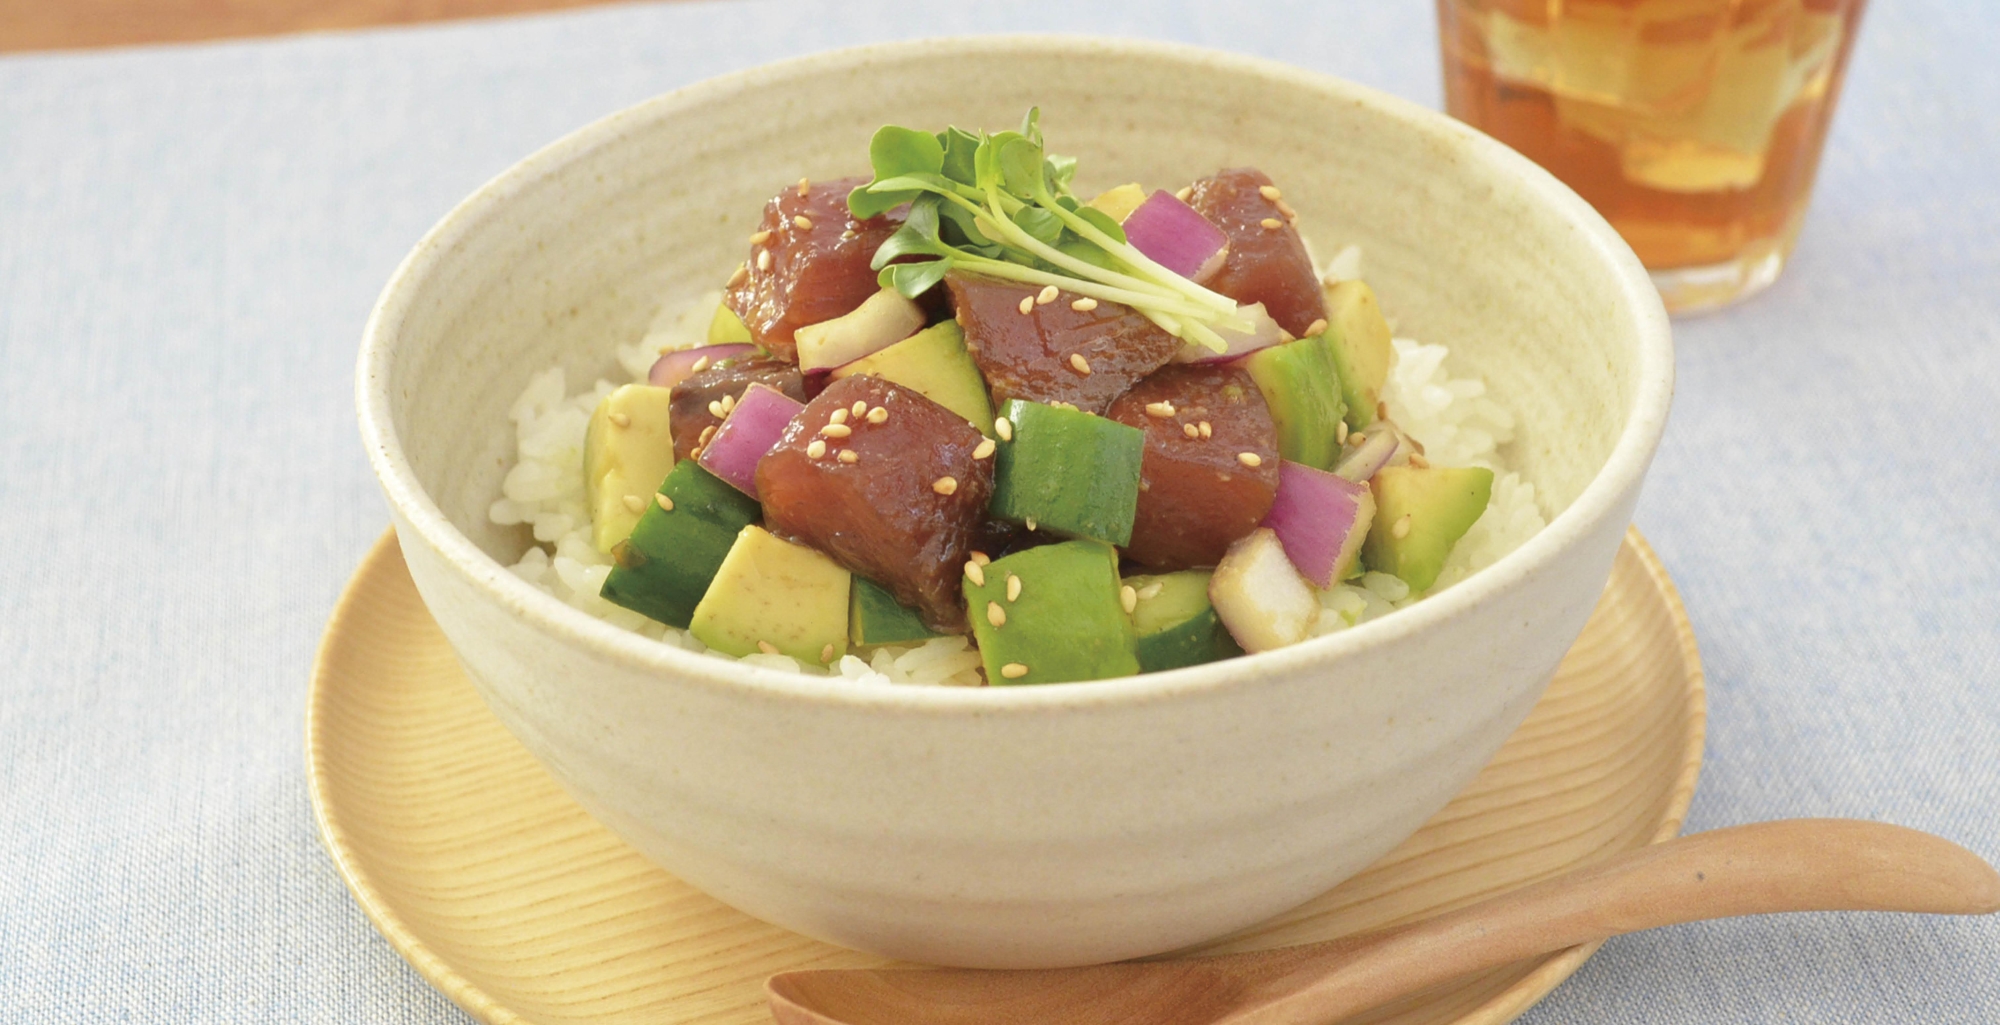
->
[768,819,2000,1025]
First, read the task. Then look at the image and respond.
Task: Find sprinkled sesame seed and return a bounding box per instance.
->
[797,177,811,196]
[622,494,646,513]
[1378,401,1390,421]
[820,423,852,438]
[838,450,859,464]
[699,425,717,444]
[1259,184,1283,201]
[1144,401,1176,418]
[1035,284,1059,305]
[1305,318,1328,337]
[866,406,888,424]
[1237,451,1263,468]
[851,401,868,417]
[793,215,813,230]
[821,644,835,664]
[756,249,772,272]
[749,230,771,245]
[1017,295,1035,315]
[987,602,1007,627]
[1120,585,1138,614]
[1175,186,1193,202]
[1071,297,1099,311]
[707,399,726,418]
[1260,217,1283,231]
[995,417,1013,441]
[688,445,704,461]
[1198,421,1213,438]
[1025,516,1038,531]
[1069,353,1092,376]
[829,408,849,425]
[729,263,749,287]
[1137,581,1164,601]
[1336,421,1349,445]
[1183,423,1201,439]
[608,412,632,428]
[806,439,828,459]
[1276,199,1298,219]
[970,550,991,566]
[972,438,996,460]
[1392,514,1412,539]
[720,393,736,413]
[655,494,675,512]
[964,560,986,586]
[1000,663,1029,679]
[933,476,958,496]
[691,355,711,373]
[1006,574,1021,602]
[1409,453,1431,469]
[758,640,778,655]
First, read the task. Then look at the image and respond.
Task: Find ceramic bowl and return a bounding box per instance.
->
[357,36,1672,969]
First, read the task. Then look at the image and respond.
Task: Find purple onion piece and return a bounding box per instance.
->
[1261,460,1376,588]
[648,344,759,391]
[1123,189,1228,281]
[696,382,804,498]
[1335,427,1402,483]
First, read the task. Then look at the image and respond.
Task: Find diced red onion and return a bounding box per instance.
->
[1334,426,1402,483]
[1261,460,1376,588]
[649,344,758,391]
[697,383,804,498]
[1173,302,1286,364]
[1124,189,1228,282]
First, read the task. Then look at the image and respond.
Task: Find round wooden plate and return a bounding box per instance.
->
[308,527,1704,1025]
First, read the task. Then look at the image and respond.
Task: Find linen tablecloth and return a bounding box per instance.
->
[3,0,1995,1020]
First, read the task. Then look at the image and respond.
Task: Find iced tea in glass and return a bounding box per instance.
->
[1438,0,1867,312]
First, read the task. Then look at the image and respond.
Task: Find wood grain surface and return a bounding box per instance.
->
[306,527,1706,1025]
[0,0,640,52]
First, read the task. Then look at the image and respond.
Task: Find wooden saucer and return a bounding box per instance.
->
[308,527,1704,1024]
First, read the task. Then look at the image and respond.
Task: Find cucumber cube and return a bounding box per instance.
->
[964,540,1138,685]
[1124,570,1244,673]
[849,576,942,648]
[988,399,1144,546]
[599,461,761,628]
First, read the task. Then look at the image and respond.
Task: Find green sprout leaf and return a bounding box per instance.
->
[1011,206,1063,246]
[870,126,945,179]
[938,127,981,186]
[1073,205,1127,245]
[879,259,952,299]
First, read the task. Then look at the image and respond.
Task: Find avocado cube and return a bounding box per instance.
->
[1124,570,1244,673]
[707,301,755,347]
[964,540,1138,685]
[829,320,995,433]
[1241,335,1347,471]
[1322,280,1393,433]
[850,576,942,648]
[599,460,761,628]
[584,384,678,553]
[1362,464,1494,594]
[988,399,1144,546]
[690,525,850,665]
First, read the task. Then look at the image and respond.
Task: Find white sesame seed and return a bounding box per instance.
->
[707,399,726,418]
[1336,421,1349,445]
[1409,453,1431,469]
[806,439,827,459]
[851,401,868,417]
[829,408,849,425]
[970,551,991,566]
[757,640,779,655]
[729,263,749,287]
[1183,423,1200,439]
[655,493,675,512]
[720,393,736,413]
[608,412,632,428]
[987,602,1007,627]
[973,438,996,460]
[821,643,835,663]
[1260,217,1283,231]
[1070,297,1099,312]
[995,417,1013,441]
[691,355,711,373]
[1069,353,1091,376]
[866,406,889,424]
[838,450,859,464]
[698,425,717,444]
[688,445,703,461]
[622,494,646,513]
[1035,284,1059,305]
[796,177,811,197]
[1392,514,1412,539]
[749,230,772,245]
[793,215,813,230]
[1276,199,1298,219]
[820,423,852,438]
[1144,401,1176,418]
[964,560,986,587]
[1174,186,1193,202]
[1000,663,1029,679]
[1137,581,1164,601]
[1006,574,1021,602]
[1120,585,1138,614]
[1238,452,1263,467]
[1259,184,1283,202]
[840,229,857,240]
[756,249,773,272]
[1025,516,1037,531]
[1198,421,1213,438]
[1018,295,1035,315]
[1306,318,1328,337]
[933,476,958,496]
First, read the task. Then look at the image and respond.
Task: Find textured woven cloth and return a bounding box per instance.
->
[2,0,1995,1020]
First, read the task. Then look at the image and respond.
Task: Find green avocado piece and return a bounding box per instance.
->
[1362,464,1494,594]
[988,399,1144,546]
[1241,335,1347,471]
[849,576,942,648]
[690,525,851,666]
[585,384,679,553]
[964,540,1138,685]
[1124,570,1244,673]
[599,460,761,628]
[1322,280,1393,433]
[829,320,995,434]
[707,301,754,346]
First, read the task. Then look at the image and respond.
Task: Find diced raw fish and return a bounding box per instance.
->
[1106,364,1280,571]
[946,272,1181,416]
[724,177,904,361]
[1186,168,1327,338]
[668,358,806,462]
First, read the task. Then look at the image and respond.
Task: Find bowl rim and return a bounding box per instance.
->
[357,33,1674,715]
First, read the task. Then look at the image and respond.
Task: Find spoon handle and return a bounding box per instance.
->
[1236,819,2000,1024]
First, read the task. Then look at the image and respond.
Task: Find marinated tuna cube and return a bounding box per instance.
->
[945,272,1180,415]
[724,176,905,362]
[668,357,806,462]
[1187,168,1327,339]
[757,374,994,632]
[1106,364,1280,571]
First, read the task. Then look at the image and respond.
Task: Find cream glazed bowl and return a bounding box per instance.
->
[357,37,1672,969]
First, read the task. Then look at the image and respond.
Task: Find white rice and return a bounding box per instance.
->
[488,248,1545,681]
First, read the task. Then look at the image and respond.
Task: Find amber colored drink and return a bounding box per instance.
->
[1439,0,1867,312]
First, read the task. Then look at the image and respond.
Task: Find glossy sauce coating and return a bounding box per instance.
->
[668,358,807,462]
[757,375,994,633]
[724,177,904,362]
[1187,168,1327,338]
[946,272,1182,416]
[1107,364,1281,571]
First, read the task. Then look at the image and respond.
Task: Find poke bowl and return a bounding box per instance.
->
[356,36,1672,969]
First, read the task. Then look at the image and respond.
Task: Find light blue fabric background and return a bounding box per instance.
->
[2,0,1994,1020]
